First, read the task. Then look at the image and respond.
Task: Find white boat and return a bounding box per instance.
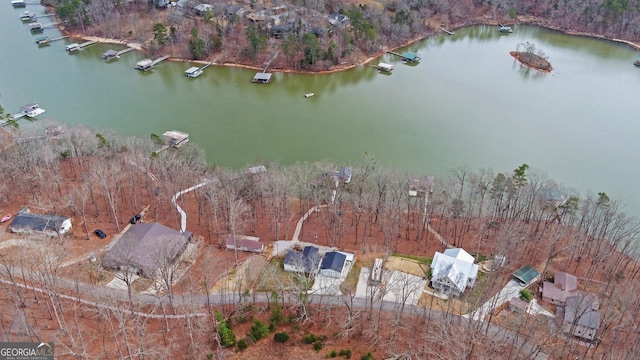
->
[304,93,315,98]
[184,67,203,78]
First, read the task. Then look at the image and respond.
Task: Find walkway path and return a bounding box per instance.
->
[172,179,210,233]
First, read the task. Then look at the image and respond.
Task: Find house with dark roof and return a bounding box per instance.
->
[513,265,540,286]
[562,292,600,341]
[320,251,347,278]
[542,271,578,306]
[102,223,192,277]
[9,211,71,236]
[225,234,264,253]
[430,248,479,297]
[284,246,321,274]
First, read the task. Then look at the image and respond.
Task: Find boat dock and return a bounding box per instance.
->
[65,40,97,52]
[35,35,69,46]
[387,51,421,63]
[185,62,212,78]
[440,28,455,35]
[135,55,169,71]
[10,103,45,120]
[101,47,133,60]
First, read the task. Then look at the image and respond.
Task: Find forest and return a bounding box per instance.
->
[41,0,640,71]
[0,117,639,359]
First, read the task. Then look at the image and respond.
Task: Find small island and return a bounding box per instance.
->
[510,41,553,72]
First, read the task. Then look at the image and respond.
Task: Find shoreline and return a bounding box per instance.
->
[60,15,640,74]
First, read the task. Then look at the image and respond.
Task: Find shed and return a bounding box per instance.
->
[509,297,530,314]
[9,211,72,236]
[320,251,347,278]
[225,234,264,253]
[513,265,540,286]
[102,223,192,277]
[370,258,384,283]
[252,72,272,83]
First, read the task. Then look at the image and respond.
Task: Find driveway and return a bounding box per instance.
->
[463,279,524,321]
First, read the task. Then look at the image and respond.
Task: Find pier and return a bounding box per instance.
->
[101,47,133,60]
[35,35,69,46]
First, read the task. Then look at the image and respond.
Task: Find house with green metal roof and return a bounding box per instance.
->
[512,265,540,286]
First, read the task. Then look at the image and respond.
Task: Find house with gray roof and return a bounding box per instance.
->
[284,246,321,274]
[542,271,578,306]
[102,223,192,277]
[430,248,479,297]
[320,251,347,278]
[562,292,600,341]
[9,210,71,236]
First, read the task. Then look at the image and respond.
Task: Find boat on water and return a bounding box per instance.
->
[304,93,315,98]
[35,36,50,46]
[20,103,45,118]
[499,24,513,33]
[11,0,26,8]
[20,11,37,22]
[184,66,203,78]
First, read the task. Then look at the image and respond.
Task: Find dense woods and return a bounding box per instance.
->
[0,120,640,358]
[42,0,640,71]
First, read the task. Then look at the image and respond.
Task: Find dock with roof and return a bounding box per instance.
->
[387,51,421,63]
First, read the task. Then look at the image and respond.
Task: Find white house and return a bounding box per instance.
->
[430,248,478,297]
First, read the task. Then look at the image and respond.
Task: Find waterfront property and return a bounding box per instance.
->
[162,130,189,148]
[430,248,479,297]
[284,246,322,274]
[542,271,578,306]
[9,209,72,236]
[252,72,272,83]
[224,234,264,253]
[102,222,192,277]
[560,292,601,341]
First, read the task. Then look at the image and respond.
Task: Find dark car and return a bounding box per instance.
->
[130,213,142,224]
[93,229,107,238]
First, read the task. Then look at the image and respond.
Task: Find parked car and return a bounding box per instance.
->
[1,214,12,223]
[130,213,142,224]
[93,229,107,238]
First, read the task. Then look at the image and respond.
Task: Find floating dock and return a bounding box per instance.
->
[252,72,272,83]
[185,62,211,78]
[135,55,169,71]
[20,11,36,22]
[102,47,133,60]
[377,62,394,72]
[162,130,189,148]
[11,0,26,8]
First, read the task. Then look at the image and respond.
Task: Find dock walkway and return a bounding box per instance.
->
[151,55,170,66]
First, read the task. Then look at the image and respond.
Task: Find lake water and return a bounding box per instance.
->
[2,5,640,213]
